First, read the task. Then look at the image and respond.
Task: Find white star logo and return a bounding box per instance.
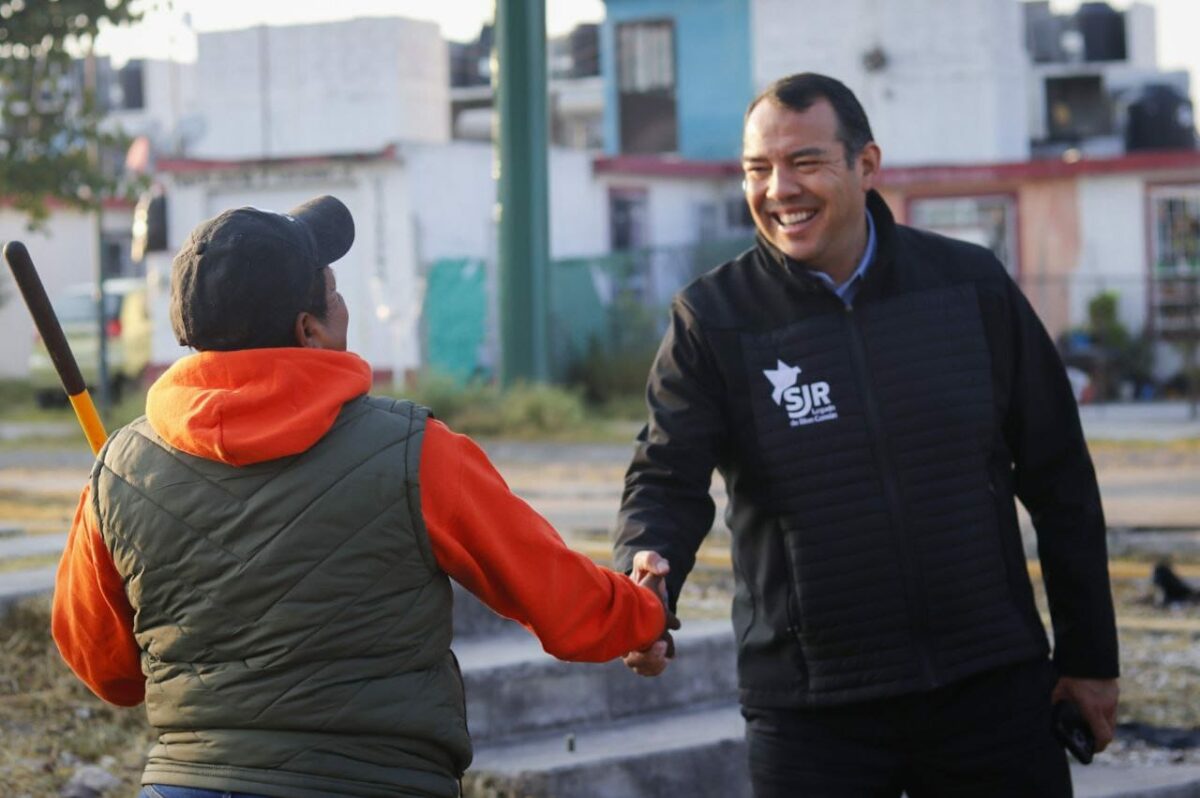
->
[762,359,801,405]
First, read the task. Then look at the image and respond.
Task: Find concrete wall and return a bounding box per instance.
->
[104,58,200,155]
[750,0,1030,166]
[0,207,130,377]
[193,17,449,160]
[1125,2,1158,70]
[595,173,743,249]
[1076,173,1148,332]
[602,0,753,160]
[401,141,610,263]
[155,143,614,381]
[159,158,416,380]
[1016,179,1081,338]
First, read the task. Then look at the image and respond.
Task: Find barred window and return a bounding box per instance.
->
[1151,188,1200,274]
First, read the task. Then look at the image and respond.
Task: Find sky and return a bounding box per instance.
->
[94,0,607,63]
[94,0,1199,107]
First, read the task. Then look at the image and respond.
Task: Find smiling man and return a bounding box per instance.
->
[616,73,1119,797]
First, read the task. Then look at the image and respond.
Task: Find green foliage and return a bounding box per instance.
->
[0,0,152,226]
[567,291,660,406]
[397,372,588,439]
[497,382,586,436]
[1083,291,1154,398]
[569,337,655,407]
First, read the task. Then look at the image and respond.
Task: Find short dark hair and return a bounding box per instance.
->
[746,73,875,165]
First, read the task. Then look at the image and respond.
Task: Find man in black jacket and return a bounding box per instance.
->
[616,73,1119,797]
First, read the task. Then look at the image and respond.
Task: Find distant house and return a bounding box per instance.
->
[594,0,1198,376]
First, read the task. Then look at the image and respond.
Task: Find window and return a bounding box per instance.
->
[616,20,677,154]
[609,187,649,251]
[908,195,1018,275]
[1148,186,1200,341]
[1044,76,1111,142]
[1151,188,1200,274]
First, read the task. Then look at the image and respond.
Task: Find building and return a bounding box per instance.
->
[1025,1,1195,158]
[594,0,1199,386]
[189,17,449,160]
[600,0,753,161]
[450,23,605,149]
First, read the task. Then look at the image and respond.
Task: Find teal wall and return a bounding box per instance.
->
[602,0,753,161]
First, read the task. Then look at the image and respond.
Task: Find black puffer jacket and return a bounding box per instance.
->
[615,191,1118,708]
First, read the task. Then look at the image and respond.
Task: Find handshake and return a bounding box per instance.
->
[623,550,681,677]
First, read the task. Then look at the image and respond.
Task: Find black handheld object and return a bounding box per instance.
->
[3,241,87,395]
[3,241,108,454]
[1052,700,1096,765]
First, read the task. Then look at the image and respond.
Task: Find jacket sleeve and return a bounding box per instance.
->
[419,419,666,662]
[1002,276,1119,679]
[614,298,726,607]
[51,484,144,706]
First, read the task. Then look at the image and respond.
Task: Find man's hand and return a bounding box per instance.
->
[623,551,678,677]
[1052,677,1119,752]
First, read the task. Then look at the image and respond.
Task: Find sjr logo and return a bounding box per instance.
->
[762,359,838,427]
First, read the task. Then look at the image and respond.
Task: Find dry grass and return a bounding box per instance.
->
[0,489,77,525]
[0,554,59,574]
[0,598,152,796]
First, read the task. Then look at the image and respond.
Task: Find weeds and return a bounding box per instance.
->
[0,598,152,795]
[393,373,606,440]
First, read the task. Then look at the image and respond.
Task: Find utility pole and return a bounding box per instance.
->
[494,0,550,385]
[83,49,111,414]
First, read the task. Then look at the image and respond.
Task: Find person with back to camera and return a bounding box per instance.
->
[52,195,676,798]
[616,72,1119,797]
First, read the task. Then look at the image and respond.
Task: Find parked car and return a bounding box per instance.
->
[29,278,152,407]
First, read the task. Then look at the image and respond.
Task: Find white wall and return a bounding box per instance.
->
[159,158,417,379]
[193,17,449,160]
[1125,2,1158,70]
[0,207,131,377]
[750,0,1030,166]
[596,173,743,250]
[1075,173,1147,331]
[401,141,610,263]
[105,58,201,155]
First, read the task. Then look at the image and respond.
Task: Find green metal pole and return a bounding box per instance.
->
[494,0,549,385]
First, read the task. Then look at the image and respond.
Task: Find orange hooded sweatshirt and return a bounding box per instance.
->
[52,349,666,706]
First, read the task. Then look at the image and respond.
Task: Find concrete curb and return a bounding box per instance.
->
[1072,764,1200,798]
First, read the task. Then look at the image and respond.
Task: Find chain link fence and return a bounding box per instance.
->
[542,241,1199,405]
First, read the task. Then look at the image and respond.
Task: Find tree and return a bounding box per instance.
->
[0,0,150,227]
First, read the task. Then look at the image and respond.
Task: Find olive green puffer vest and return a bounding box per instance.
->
[92,396,470,798]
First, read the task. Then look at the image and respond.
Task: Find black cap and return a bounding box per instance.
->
[170,195,354,351]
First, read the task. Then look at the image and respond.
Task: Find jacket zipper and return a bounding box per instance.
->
[778,524,810,685]
[844,304,936,686]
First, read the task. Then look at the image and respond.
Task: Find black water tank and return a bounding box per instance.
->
[569,23,600,78]
[1126,85,1197,152]
[1075,2,1126,62]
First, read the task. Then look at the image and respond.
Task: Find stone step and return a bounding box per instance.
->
[456,619,736,743]
[466,701,1200,798]
[1072,764,1200,798]
[0,565,56,612]
[0,532,67,559]
[467,703,750,798]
